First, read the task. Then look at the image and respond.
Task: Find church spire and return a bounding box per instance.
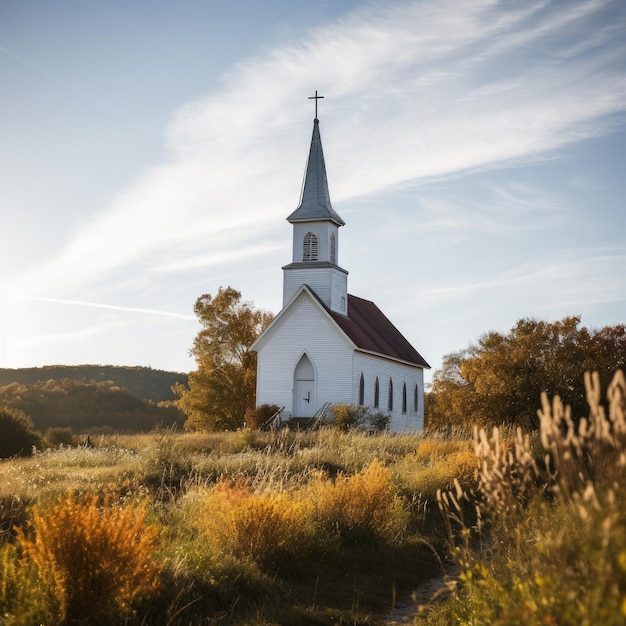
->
[286,110,345,226]
[282,95,349,313]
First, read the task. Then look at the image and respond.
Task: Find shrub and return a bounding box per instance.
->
[15,491,161,623]
[0,541,55,624]
[44,427,77,448]
[331,404,390,432]
[308,459,408,542]
[199,480,313,570]
[332,404,369,431]
[369,410,391,433]
[0,406,39,458]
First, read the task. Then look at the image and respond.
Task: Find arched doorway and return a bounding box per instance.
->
[293,353,315,418]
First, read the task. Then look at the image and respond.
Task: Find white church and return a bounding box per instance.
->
[251,99,429,432]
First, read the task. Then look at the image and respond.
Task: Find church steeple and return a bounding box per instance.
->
[282,97,349,314]
[286,118,345,227]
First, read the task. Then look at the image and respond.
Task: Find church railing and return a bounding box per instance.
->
[260,406,285,431]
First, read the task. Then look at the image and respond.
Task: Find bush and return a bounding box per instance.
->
[0,406,39,458]
[331,404,369,431]
[199,480,313,570]
[369,410,391,433]
[331,404,390,432]
[44,427,77,448]
[307,460,409,542]
[0,541,54,624]
[15,491,161,624]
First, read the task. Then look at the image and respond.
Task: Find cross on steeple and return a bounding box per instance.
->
[308,90,324,120]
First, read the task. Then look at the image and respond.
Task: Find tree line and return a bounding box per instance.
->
[0,365,187,403]
[3,286,623,439]
[425,316,626,431]
[174,287,626,434]
[0,378,183,435]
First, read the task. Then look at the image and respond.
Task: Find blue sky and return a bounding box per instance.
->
[1,0,625,384]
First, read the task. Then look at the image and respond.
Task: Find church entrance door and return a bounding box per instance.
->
[295,379,314,418]
[294,354,315,418]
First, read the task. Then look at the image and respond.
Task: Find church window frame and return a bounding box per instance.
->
[330,233,336,264]
[303,231,318,262]
[388,378,394,411]
[359,373,365,405]
[414,384,419,413]
[374,377,380,408]
[402,382,407,414]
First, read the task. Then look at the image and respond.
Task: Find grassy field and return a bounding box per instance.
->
[0,428,475,625]
[3,370,624,625]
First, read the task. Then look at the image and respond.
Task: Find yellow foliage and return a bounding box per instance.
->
[416,437,475,460]
[16,491,160,623]
[199,480,313,569]
[307,460,407,541]
[197,460,409,569]
[392,438,475,499]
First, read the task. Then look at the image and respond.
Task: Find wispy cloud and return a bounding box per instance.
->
[413,247,626,309]
[16,295,195,320]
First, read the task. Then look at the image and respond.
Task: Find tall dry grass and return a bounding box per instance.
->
[0,426,478,624]
[306,459,409,542]
[436,370,626,625]
[190,459,410,573]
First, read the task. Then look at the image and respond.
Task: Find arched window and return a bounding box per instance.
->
[359,373,365,405]
[414,384,419,413]
[330,233,336,264]
[303,231,318,262]
[402,382,407,414]
[388,379,393,411]
[374,377,380,408]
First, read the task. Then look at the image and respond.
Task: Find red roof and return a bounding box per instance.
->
[329,294,430,368]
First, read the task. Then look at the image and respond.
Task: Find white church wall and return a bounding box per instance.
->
[330,272,348,314]
[283,266,347,311]
[353,352,425,432]
[255,292,354,417]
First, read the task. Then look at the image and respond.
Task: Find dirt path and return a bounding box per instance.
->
[386,563,460,625]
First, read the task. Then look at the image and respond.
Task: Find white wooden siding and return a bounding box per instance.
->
[330,271,348,313]
[353,352,424,432]
[255,289,425,432]
[256,291,354,416]
[283,266,347,312]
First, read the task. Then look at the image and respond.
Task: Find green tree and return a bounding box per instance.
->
[177,287,273,431]
[426,316,626,431]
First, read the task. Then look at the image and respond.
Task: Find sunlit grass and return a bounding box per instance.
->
[0,427,471,624]
[435,370,626,625]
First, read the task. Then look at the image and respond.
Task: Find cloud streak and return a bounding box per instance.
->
[16,295,195,320]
